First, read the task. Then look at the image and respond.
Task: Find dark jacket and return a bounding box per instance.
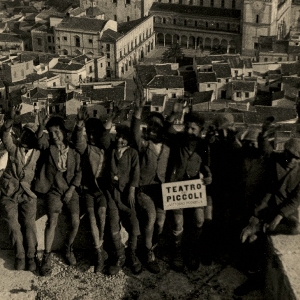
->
[0,127,40,199]
[72,124,111,190]
[131,116,170,186]
[34,135,81,194]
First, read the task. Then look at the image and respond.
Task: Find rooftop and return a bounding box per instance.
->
[148,75,184,89]
[118,16,150,35]
[152,94,165,106]
[232,80,256,92]
[56,17,107,33]
[150,3,241,19]
[198,72,217,83]
[213,63,232,78]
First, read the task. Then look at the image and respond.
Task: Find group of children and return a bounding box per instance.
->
[1,96,300,294]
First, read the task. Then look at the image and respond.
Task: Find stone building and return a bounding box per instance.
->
[54,16,155,79]
[149,0,292,56]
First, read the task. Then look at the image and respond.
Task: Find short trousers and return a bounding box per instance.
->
[46,189,80,215]
[84,190,107,210]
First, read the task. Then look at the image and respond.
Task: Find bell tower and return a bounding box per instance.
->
[242,0,279,56]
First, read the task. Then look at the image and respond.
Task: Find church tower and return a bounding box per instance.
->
[242,0,292,56]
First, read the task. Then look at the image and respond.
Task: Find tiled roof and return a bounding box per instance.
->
[281,63,300,76]
[254,106,297,123]
[70,7,86,16]
[150,3,241,19]
[83,86,125,101]
[288,46,300,54]
[227,56,243,68]
[198,72,217,83]
[136,65,157,87]
[271,91,285,101]
[86,7,103,17]
[56,17,107,33]
[194,56,213,65]
[213,63,231,78]
[26,72,58,83]
[192,91,213,104]
[151,94,165,106]
[155,64,177,75]
[232,80,255,92]
[52,62,84,71]
[118,16,150,35]
[282,76,300,88]
[101,29,122,42]
[148,75,184,88]
[0,33,22,43]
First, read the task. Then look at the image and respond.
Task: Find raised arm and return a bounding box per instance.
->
[131,86,146,151]
[1,105,22,154]
[72,106,89,155]
[37,108,50,150]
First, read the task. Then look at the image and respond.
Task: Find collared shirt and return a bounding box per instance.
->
[116,146,129,160]
[58,146,69,172]
[152,142,162,156]
[22,148,33,165]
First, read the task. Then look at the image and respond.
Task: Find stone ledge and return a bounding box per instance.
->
[265,234,300,300]
[0,198,128,252]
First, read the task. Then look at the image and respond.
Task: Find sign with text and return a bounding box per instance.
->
[162,179,207,210]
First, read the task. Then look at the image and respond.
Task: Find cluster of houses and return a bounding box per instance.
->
[0,0,298,150]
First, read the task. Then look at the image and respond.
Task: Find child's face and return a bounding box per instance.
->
[20,129,35,149]
[184,122,201,139]
[116,133,129,149]
[48,126,65,148]
[86,129,102,146]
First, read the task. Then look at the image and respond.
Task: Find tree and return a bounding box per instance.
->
[161,43,184,63]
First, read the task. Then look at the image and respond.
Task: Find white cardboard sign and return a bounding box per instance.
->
[161,179,207,210]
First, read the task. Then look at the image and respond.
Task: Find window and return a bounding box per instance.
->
[100,63,103,67]
[120,50,122,57]
[126,0,130,4]
[245,92,249,98]
[232,0,235,9]
[278,57,282,62]
[169,0,172,3]
[37,38,42,46]
[227,23,230,30]
[195,21,197,26]
[216,23,219,29]
[248,72,252,77]
[63,36,67,41]
[184,20,187,26]
[79,75,82,81]
[127,16,130,22]
[163,18,166,24]
[155,107,159,112]
[106,44,110,51]
[221,0,224,8]
[218,79,221,83]
[235,70,238,75]
[236,92,241,97]
[256,15,259,23]
[206,22,208,28]
[173,19,176,25]
[207,84,211,88]
[57,37,60,41]
[114,15,117,21]
[107,53,110,58]
[210,0,214,7]
[93,110,97,117]
[226,79,229,83]
[53,82,56,87]
[113,0,116,3]
[48,36,51,43]
[89,39,93,44]
[264,57,268,62]
[89,66,93,73]
[172,93,176,98]
[75,37,80,47]
[107,62,110,67]
[200,0,203,5]
[131,41,133,49]
[189,0,193,4]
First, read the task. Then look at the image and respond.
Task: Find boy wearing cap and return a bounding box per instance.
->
[110,124,141,274]
[236,138,300,296]
[131,92,170,274]
[35,111,82,276]
[0,105,40,271]
[167,110,212,271]
[73,106,127,276]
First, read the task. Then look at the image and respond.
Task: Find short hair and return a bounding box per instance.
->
[85,118,106,135]
[115,123,132,143]
[146,112,165,127]
[46,116,68,133]
[184,112,205,128]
